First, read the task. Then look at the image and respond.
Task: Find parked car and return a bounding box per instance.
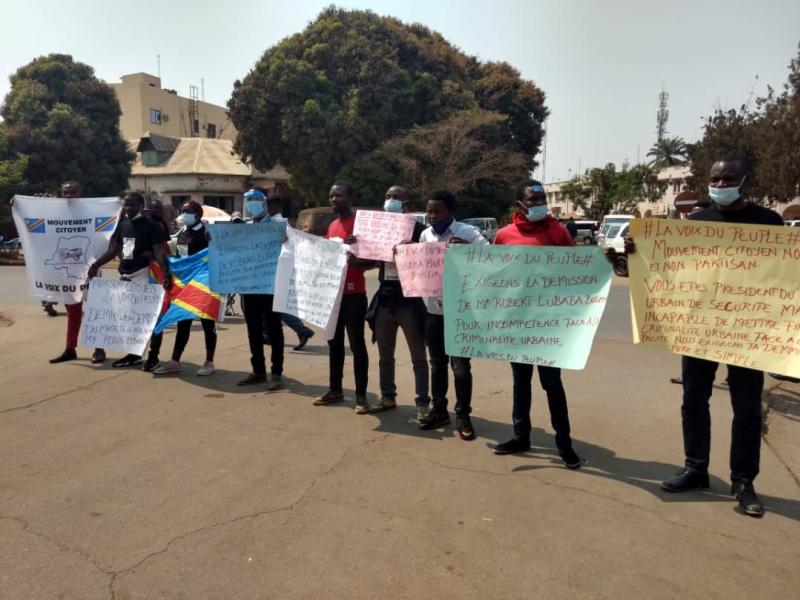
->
[596,214,634,247]
[409,212,429,227]
[573,220,598,245]
[462,217,499,242]
[602,223,630,276]
[785,220,800,227]
[295,207,337,237]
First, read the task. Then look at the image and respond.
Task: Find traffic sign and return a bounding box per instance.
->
[674,191,699,214]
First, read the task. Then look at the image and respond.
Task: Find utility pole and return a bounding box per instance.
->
[540,122,547,183]
[157,54,161,80]
[656,86,669,142]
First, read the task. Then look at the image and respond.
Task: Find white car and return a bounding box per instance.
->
[601,223,629,253]
[785,220,800,227]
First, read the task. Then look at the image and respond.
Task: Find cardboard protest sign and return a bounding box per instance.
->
[11,195,121,303]
[395,242,446,297]
[273,227,348,340]
[81,278,165,356]
[629,218,800,378]
[352,210,416,262]
[443,245,612,369]
[207,221,286,294]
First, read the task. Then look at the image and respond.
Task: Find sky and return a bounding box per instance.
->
[2,0,799,183]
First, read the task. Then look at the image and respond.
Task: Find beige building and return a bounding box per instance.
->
[111,73,236,142]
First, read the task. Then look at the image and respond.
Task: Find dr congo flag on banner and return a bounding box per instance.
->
[150,248,224,334]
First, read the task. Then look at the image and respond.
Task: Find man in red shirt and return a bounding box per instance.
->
[492,180,582,469]
[314,182,371,413]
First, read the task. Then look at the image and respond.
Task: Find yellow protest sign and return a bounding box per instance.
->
[629,218,800,377]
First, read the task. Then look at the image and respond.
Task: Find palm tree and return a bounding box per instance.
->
[647,137,688,168]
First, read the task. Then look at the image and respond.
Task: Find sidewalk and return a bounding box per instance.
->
[0,300,798,599]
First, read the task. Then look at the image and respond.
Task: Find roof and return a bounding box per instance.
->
[130,136,251,177]
[136,132,180,153]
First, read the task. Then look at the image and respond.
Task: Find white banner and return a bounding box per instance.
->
[273,227,348,340]
[11,195,121,303]
[81,278,165,356]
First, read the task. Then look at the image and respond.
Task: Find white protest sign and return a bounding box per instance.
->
[352,210,416,262]
[11,195,121,303]
[273,227,348,340]
[81,278,165,356]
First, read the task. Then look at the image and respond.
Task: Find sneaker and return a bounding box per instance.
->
[197,361,216,376]
[560,447,582,469]
[314,390,344,405]
[660,467,710,493]
[142,354,160,372]
[237,372,267,386]
[732,482,765,517]
[293,330,315,351]
[419,408,450,430]
[354,395,370,415]
[266,374,284,391]
[494,437,531,455]
[369,396,397,413]
[456,415,475,440]
[91,349,106,364]
[49,348,77,364]
[112,354,142,368]
[153,359,181,375]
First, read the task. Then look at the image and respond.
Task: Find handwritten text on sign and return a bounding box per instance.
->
[81,278,165,356]
[629,218,800,378]
[395,242,446,297]
[207,222,286,294]
[273,227,348,340]
[352,210,416,262]
[443,245,612,369]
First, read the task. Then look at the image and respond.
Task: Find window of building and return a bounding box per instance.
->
[203,195,235,212]
[206,123,216,138]
[150,109,161,124]
[193,119,199,136]
[171,195,190,209]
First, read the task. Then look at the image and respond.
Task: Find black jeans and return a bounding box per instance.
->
[510,363,572,450]
[329,293,369,396]
[173,319,217,362]
[424,313,472,415]
[243,294,284,376]
[681,356,763,483]
[374,302,429,407]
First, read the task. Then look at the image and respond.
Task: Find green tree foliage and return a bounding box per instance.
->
[229,7,548,204]
[646,136,688,168]
[0,54,133,197]
[0,123,28,201]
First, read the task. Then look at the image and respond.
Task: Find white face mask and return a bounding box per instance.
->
[384,199,404,213]
[708,177,744,206]
[176,213,197,226]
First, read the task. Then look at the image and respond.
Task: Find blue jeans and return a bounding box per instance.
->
[281,313,313,338]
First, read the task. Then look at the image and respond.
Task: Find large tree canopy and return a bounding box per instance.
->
[1,54,133,197]
[229,7,548,205]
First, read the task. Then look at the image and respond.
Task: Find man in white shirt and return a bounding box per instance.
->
[418,189,488,439]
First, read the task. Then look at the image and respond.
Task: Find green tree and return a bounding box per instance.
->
[646,136,688,168]
[229,7,548,202]
[0,122,28,201]
[1,54,133,197]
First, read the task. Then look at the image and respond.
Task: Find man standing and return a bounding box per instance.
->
[620,158,781,517]
[313,182,370,414]
[237,189,285,390]
[87,192,171,367]
[49,181,106,365]
[565,216,578,240]
[419,189,488,439]
[365,185,430,419]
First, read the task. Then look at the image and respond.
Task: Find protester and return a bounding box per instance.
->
[141,198,175,371]
[418,189,488,439]
[48,181,106,365]
[313,182,371,414]
[87,192,172,368]
[364,185,430,419]
[565,216,578,240]
[237,189,286,390]
[492,180,582,468]
[152,200,217,376]
[612,157,782,517]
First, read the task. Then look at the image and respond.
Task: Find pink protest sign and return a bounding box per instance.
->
[352,210,416,262]
[395,242,447,297]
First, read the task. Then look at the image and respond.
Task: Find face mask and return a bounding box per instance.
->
[708,181,743,206]
[525,205,549,221]
[431,217,453,235]
[384,199,404,213]
[177,213,197,226]
[246,200,265,216]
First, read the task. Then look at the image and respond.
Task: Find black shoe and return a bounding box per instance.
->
[49,348,77,364]
[91,349,106,364]
[661,467,710,492]
[493,437,531,455]
[419,408,450,430]
[142,355,159,372]
[560,447,582,469]
[43,302,58,317]
[456,415,475,440]
[237,372,267,386]
[112,354,143,368]
[732,482,765,518]
[293,330,314,351]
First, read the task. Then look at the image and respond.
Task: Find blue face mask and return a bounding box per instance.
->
[246,200,265,216]
[384,199,404,213]
[431,217,453,235]
[708,181,743,206]
[525,205,549,221]
[176,213,197,227]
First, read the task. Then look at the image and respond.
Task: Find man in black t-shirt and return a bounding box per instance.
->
[88,192,171,367]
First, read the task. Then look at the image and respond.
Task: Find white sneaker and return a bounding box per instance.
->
[153,359,181,375]
[197,361,216,376]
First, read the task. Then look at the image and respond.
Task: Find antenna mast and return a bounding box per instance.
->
[656,86,669,142]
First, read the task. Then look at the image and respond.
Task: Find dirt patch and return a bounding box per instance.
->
[0,313,14,327]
